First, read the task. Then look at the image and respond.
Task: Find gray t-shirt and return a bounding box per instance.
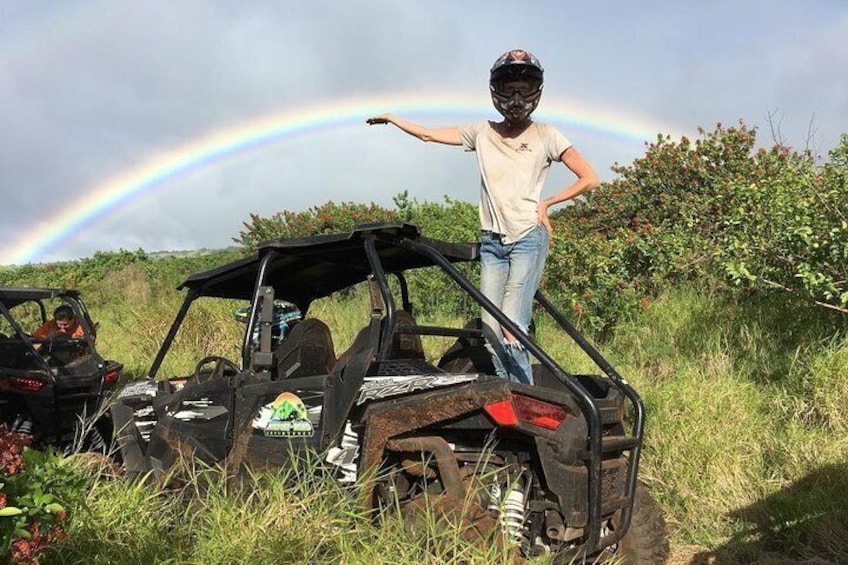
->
[459,121,572,243]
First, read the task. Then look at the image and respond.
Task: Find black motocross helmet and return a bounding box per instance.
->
[490,49,544,123]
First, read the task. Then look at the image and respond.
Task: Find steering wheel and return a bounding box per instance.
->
[192,356,241,382]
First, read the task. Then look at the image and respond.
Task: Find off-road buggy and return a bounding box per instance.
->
[0,287,123,451]
[110,223,667,562]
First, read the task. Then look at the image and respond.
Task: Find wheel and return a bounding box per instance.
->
[611,484,669,564]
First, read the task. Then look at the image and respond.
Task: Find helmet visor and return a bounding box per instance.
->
[494,82,540,98]
[490,68,543,98]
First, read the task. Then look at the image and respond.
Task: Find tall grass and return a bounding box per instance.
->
[90,267,248,380]
[54,454,525,565]
[599,288,848,560]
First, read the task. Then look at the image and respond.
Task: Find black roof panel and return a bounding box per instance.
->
[178,223,478,303]
[0,287,80,309]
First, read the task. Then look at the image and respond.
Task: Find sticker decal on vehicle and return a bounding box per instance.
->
[252,392,314,437]
[117,379,158,400]
[167,398,228,421]
[356,374,479,405]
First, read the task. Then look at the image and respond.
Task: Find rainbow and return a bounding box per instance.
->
[0,91,685,265]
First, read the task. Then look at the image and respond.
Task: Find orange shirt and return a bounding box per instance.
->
[32,320,85,340]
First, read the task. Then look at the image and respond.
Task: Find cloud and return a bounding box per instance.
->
[0,0,845,264]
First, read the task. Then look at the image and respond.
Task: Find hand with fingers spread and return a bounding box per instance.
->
[365,114,394,126]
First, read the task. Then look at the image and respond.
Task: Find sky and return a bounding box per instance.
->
[1,0,846,265]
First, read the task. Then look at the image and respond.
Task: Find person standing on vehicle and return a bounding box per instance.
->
[32,305,84,339]
[367,49,599,385]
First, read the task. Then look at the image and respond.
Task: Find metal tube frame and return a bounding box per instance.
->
[243,251,277,370]
[0,300,55,382]
[535,291,644,547]
[385,234,643,554]
[147,289,197,379]
[363,236,398,362]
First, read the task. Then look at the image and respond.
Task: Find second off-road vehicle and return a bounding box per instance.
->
[0,287,123,451]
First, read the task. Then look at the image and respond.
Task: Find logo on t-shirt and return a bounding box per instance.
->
[517,143,531,152]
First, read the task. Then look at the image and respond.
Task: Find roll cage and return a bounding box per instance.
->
[145,223,646,553]
[0,286,100,379]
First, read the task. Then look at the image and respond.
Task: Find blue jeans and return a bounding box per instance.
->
[479,225,549,385]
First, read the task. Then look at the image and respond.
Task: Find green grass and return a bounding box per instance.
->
[8,265,847,564]
[601,289,848,559]
[53,455,527,565]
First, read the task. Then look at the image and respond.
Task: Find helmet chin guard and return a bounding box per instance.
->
[491,89,543,123]
[489,49,544,123]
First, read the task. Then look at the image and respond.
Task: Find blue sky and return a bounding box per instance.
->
[1,1,845,263]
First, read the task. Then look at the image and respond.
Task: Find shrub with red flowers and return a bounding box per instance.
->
[1,426,83,564]
[547,124,848,332]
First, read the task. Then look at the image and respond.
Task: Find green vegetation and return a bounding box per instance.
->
[0,432,82,562]
[1,122,846,563]
[550,125,848,333]
[1,286,843,564]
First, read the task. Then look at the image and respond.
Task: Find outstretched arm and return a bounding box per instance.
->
[536,147,600,235]
[366,114,462,146]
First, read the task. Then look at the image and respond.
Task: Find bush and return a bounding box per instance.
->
[394,192,480,317]
[718,134,848,310]
[1,427,85,564]
[235,201,398,250]
[234,192,481,318]
[548,123,848,332]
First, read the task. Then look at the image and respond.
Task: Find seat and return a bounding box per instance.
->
[272,318,336,380]
[386,310,425,360]
[330,309,427,381]
[437,318,496,375]
[0,340,34,370]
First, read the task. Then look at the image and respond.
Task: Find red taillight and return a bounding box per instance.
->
[103,370,120,386]
[483,399,519,427]
[484,394,569,430]
[9,376,46,393]
[513,394,569,430]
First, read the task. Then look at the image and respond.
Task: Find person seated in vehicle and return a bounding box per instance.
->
[32,305,85,340]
